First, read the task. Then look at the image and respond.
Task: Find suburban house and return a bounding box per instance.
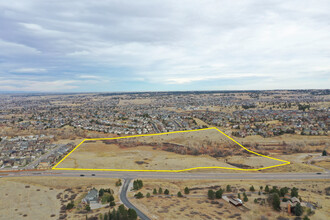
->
[82,188,99,204]
[229,197,243,206]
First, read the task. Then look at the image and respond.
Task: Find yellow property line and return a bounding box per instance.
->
[52,127,290,172]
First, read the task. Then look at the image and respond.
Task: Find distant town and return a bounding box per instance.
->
[0,90,329,171]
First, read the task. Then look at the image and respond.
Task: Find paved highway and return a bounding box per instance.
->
[1,170,329,180]
[120,178,151,220]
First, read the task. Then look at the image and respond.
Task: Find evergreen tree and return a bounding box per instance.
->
[215,189,223,199]
[280,187,289,197]
[158,187,163,194]
[111,209,116,220]
[128,208,137,220]
[153,188,157,195]
[99,188,105,197]
[294,203,303,216]
[238,193,241,199]
[103,213,108,220]
[322,150,327,156]
[164,189,169,195]
[208,190,215,200]
[291,187,299,197]
[118,204,128,219]
[272,193,281,211]
[265,185,269,193]
[146,192,151,198]
[66,202,74,210]
[110,201,116,207]
[243,194,248,202]
[226,185,231,192]
[134,192,144,199]
[184,187,190,194]
[250,185,255,192]
[177,191,183,197]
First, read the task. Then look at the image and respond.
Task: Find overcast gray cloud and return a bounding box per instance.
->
[0,0,329,92]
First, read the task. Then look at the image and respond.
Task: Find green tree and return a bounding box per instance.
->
[238,193,241,199]
[103,213,108,220]
[134,192,144,199]
[66,202,74,210]
[322,150,327,156]
[243,194,248,202]
[110,201,116,207]
[118,204,128,219]
[153,188,157,195]
[115,179,122,186]
[303,216,310,220]
[265,185,269,193]
[272,193,281,211]
[128,208,137,220]
[109,195,114,202]
[254,198,258,203]
[177,191,183,197]
[215,189,223,199]
[146,192,151,198]
[250,185,255,192]
[184,187,190,194]
[226,185,231,192]
[208,190,215,200]
[158,187,163,194]
[280,187,289,197]
[111,209,116,220]
[291,187,299,197]
[99,188,105,197]
[133,180,143,190]
[137,180,143,189]
[164,189,169,195]
[85,205,91,212]
[258,191,261,195]
[294,203,303,216]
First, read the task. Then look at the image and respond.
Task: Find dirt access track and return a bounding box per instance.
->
[52,127,290,172]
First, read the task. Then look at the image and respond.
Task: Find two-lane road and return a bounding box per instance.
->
[120,178,151,220]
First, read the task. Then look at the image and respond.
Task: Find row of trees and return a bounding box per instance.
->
[135,186,191,199]
[133,180,143,190]
[99,205,137,220]
[207,189,224,200]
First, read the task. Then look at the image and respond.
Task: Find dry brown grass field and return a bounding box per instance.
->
[0,177,120,220]
[129,179,330,220]
[56,129,284,171]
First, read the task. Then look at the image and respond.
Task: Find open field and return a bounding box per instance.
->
[0,177,121,220]
[55,129,285,171]
[129,179,330,220]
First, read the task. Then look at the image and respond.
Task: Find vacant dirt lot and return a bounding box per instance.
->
[57,129,284,171]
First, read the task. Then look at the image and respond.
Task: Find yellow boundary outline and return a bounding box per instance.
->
[52,127,290,172]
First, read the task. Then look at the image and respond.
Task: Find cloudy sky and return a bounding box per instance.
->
[0,0,329,92]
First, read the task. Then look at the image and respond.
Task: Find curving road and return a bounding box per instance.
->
[120,178,151,220]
